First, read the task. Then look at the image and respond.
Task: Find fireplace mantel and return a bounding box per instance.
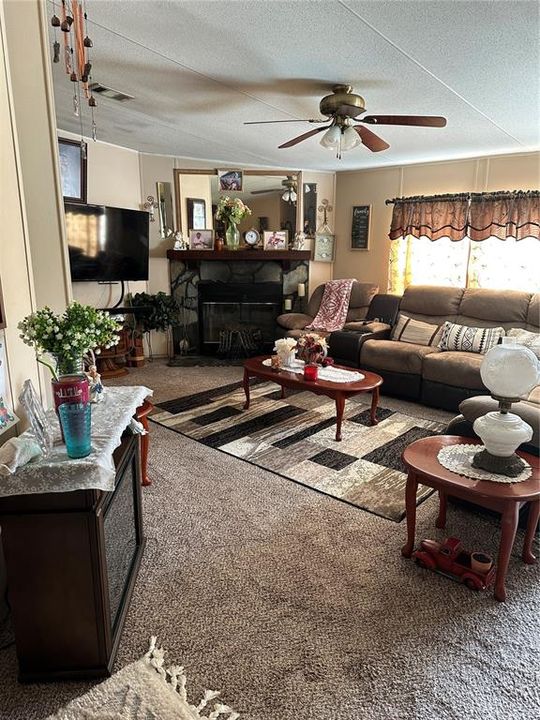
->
[167,249,311,266]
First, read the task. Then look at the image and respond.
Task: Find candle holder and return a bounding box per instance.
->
[304,364,318,382]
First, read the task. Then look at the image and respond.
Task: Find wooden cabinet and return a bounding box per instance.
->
[0,433,145,681]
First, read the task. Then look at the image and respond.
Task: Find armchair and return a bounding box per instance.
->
[277,281,379,339]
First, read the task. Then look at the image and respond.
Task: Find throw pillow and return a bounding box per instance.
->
[507,328,540,359]
[438,322,504,355]
[392,314,442,346]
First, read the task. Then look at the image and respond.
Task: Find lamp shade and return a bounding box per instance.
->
[320,125,341,148]
[480,337,540,398]
[341,125,360,151]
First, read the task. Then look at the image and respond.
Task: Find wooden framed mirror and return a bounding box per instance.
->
[174,168,302,243]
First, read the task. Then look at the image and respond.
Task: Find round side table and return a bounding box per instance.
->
[401,435,540,602]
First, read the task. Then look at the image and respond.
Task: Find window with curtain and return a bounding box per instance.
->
[387,191,540,295]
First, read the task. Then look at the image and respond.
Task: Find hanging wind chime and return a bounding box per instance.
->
[51,0,97,158]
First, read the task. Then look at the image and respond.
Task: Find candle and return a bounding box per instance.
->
[297,283,306,297]
[284,298,292,311]
[304,364,318,381]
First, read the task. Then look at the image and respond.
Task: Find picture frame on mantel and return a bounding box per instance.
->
[189,229,214,250]
[58,137,87,204]
[351,205,371,250]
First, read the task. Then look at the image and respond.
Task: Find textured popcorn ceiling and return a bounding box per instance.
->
[50,0,539,170]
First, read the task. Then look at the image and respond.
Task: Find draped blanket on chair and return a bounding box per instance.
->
[306,279,355,332]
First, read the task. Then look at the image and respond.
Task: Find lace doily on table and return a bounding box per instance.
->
[0,386,152,497]
[262,358,365,383]
[437,444,532,483]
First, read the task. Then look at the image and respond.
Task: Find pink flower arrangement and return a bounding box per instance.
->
[296,333,328,365]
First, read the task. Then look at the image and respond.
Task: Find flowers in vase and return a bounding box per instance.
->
[215,197,252,226]
[18,302,123,378]
[296,333,328,365]
[273,338,297,354]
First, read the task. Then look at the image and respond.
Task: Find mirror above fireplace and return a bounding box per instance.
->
[174,168,301,241]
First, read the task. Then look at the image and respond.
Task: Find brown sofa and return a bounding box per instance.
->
[360,285,540,411]
[276,281,379,339]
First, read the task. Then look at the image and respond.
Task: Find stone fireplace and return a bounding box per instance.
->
[167,250,311,355]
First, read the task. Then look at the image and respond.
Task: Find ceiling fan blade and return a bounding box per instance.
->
[362,115,447,127]
[251,189,281,195]
[244,118,327,125]
[278,125,331,149]
[354,125,390,152]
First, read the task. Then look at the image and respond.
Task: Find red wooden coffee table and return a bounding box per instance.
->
[401,435,540,602]
[242,355,383,441]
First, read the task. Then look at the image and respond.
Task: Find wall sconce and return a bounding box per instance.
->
[143,195,158,222]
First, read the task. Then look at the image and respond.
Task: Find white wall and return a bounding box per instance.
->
[0,12,42,410]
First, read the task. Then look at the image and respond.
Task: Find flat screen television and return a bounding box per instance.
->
[65,203,149,282]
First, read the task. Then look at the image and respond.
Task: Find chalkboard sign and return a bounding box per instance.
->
[351,205,371,250]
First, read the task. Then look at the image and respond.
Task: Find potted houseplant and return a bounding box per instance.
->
[128,291,180,361]
[215,197,252,250]
[18,302,123,379]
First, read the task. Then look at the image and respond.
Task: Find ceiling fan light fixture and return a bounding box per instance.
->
[320,125,341,148]
[282,188,297,204]
[341,125,361,151]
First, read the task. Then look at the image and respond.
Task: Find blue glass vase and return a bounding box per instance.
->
[59,402,92,459]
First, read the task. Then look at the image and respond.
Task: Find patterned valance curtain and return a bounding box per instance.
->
[387,190,540,295]
[388,194,469,242]
[388,190,540,242]
[468,191,540,241]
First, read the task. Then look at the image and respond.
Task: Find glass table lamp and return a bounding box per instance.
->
[473,337,540,477]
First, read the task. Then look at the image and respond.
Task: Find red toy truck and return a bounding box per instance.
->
[413,537,495,591]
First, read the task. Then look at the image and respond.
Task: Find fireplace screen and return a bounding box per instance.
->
[198,281,282,352]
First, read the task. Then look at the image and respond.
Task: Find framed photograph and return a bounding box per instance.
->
[263,230,288,250]
[314,233,335,262]
[58,137,87,204]
[351,205,371,250]
[189,229,214,250]
[186,198,206,230]
[218,169,243,192]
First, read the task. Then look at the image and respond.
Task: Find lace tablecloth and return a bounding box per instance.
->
[437,444,532,483]
[263,358,365,383]
[0,386,152,497]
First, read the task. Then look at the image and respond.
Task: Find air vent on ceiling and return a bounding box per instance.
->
[88,83,134,102]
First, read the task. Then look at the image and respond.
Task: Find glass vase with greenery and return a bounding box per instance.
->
[18,302,123,379]
[215,197,251,250]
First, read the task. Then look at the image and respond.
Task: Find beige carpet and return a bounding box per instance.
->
[0,361,538,720]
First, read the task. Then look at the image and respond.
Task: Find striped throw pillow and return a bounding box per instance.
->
[392,314,442,346]
[438,322,504,354]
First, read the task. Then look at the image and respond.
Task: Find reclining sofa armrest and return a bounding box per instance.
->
[328,325,392,368]
[276,313,314,331]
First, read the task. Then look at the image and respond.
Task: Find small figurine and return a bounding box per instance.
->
[86,364,104,403]
[270,355,282,371]
[292,231,306,250]
[170,230,187,251]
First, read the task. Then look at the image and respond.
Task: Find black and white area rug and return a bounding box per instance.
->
[151,380,445,522]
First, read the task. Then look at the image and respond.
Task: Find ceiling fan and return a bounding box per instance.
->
[251,176,298,203]
[245,84,447,158]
